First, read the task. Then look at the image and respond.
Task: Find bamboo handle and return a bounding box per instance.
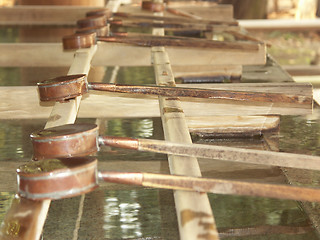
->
[98,172,320,202]
[99,136,320,171]
[88,82,311,105]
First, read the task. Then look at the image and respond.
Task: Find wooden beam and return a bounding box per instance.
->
[0,6,99,25]
[172,65,242,79]
[152,47,219,239]
[188,116,279,137]
[239,19,320,31]
[0,41,266,67]
[0,82,312,119]
[119,3,234,21]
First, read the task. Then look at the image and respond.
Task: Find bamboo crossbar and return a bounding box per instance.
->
[151,12,219,238]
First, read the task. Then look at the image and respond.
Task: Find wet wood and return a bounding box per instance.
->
[187,116,280,137]
[0,42,266,66]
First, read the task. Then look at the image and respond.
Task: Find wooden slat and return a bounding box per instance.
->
[0,41,266,67]
[239,19,320,31]
[120,3,234,21]
[0,6,99,25]
[152,48,219,239]
[172,65,242,79]
[188,116,280,137]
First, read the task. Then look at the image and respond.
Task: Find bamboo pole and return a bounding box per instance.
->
[239,19,320,31]
[151,9,219,238]
[0,23,98,240]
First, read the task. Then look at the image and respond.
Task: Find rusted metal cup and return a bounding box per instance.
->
[17,157,98,200]
[77,15,107,28]
[37,74,88,102]
[30,124,99,160]
[62,32,96,50]
[141,1,165,12]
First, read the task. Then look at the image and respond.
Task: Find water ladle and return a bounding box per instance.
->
[36,74,309,106]
[86,8,237,26]
[17,157,320,202]
[78,10,238,31]
[62,31,258,51]
[30,123,320,171]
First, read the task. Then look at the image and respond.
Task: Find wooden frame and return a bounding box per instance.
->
[0,1,319,240]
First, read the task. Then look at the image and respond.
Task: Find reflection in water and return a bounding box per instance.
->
[102,189,161,239]
[280,115,320,156]
[0,193,14,223]
[211,195,317,240]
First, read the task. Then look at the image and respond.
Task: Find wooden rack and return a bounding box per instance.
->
[0,1,318,240]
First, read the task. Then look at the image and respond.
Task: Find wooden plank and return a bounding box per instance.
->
[0,41,266,67]
[239,19,320,31]
[0,43,74,67]
[283,65,320,76]
[172,65,242,79]
[242,55,294,83]
[188,116,280,137]
[119,3,234,21]
[152,48,219,239]
[178,82,313,95]
[0,6,99,25]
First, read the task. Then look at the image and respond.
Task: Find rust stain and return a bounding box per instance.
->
[180,209,212,227]
[47,114,61,122]
[167,81,176,87]
[165,97,180,101]
[162,107,184,114]
[199,220,216,231]
[197,233,218,240]
[162,71,168,76]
